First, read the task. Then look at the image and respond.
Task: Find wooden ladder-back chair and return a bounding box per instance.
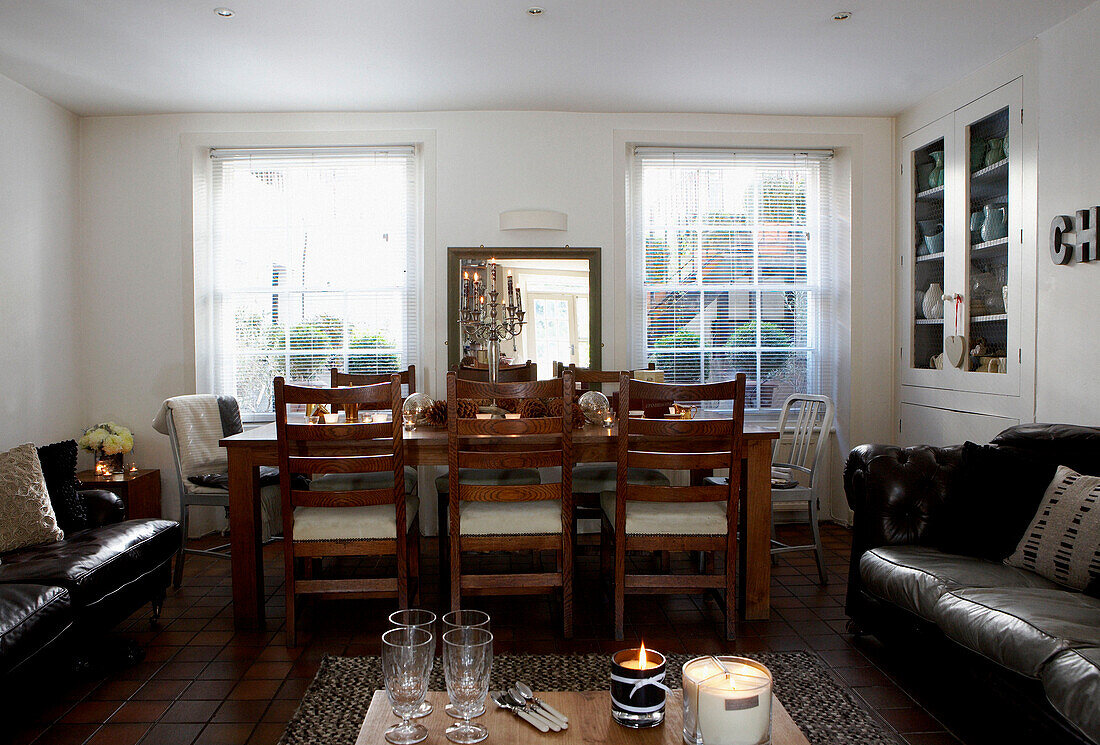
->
[452,360,537,382]
[331,365,416,395]
[274,376,420,647]
[446,370,575,638]
[602,373,746,640]
[556,365,671,529]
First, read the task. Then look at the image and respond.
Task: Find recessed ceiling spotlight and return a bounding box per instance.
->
[527,6,544,15]
[214,7,234,17]
[832,11,852,20]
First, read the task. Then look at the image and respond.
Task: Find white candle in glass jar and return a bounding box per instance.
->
[696,661,771,745]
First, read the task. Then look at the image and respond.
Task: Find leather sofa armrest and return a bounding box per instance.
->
[79,489,127,527]
[843,443,964,620]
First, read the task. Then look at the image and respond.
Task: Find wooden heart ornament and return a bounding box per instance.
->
[945,335,966,368]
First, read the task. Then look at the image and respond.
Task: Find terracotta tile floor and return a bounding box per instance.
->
[0,524,1061,745]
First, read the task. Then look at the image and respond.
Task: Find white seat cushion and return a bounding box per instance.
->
[572,463,670,494]
[460,500,563,535]
[311,466,417,494]
[293,496,419,541]
[435,468,540,493]
[600,493,728,536]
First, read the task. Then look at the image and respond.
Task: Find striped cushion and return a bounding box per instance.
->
[1006,466,1100,591]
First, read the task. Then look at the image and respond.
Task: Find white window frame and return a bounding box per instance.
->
[188,137,430,422]
[628,146,838,415]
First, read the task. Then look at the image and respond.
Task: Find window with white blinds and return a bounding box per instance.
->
[207,146,418,420]
[630,147,837,412]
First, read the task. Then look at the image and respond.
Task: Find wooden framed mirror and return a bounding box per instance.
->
[446,246,602,372]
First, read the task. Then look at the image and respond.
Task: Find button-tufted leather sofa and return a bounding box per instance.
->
[844,424,1100,744]
[0,442,181,676]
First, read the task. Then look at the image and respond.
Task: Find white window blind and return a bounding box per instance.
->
[208,146,418,420]
[629,147,837,412]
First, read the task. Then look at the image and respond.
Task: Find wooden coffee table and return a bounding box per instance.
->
[355,690,809,744]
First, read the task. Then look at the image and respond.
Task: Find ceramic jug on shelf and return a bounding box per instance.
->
[928,151,945,188]
[980,204,1008,242]
[970,139,987,172]
[922,282,944,320]
[970,211,984,244]
[916,163,935,192]
[984,137,1005,167]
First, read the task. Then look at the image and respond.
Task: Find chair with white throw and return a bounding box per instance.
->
[153,394,282,588]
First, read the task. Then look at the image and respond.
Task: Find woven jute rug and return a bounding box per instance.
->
[280,651,900,745]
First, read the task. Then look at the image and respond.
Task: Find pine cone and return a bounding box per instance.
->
[519,398,549,418]
[424,399,448,427]
[457,399,479,419]
[571,402,585,429]
[544,397,563,417]
[498,398,520,413]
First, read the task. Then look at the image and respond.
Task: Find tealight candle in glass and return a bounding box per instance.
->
[689,657,772,745]
[402,411,416,431]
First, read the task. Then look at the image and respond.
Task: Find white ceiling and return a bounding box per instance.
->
[0,0,1090,117]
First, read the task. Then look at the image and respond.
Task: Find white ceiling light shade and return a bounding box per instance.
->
[499,209,567,231]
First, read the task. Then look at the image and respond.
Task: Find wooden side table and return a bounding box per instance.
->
[76,468,162,520]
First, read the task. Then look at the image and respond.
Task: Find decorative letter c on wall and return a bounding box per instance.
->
[1051,214,1072,265]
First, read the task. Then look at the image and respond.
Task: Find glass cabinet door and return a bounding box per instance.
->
[902,117,951,381]
[958,81,1021,392]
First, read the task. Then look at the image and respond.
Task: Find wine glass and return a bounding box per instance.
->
[381,627,434,745]
[441,610,490,718]
[442,627,493,744]
[389,609,437,719]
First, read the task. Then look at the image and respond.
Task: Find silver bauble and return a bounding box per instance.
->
[578,390,611,425]
[401,392,435,425]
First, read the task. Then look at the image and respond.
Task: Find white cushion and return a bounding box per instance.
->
[435,468,540,493]
[293,495,419,541]
[600,492,728,536]
[0,443,63,552]
[572,463,670,494]
[311,466,418,494]
[460,500,563,535]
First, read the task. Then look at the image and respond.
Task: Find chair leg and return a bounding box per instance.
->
[172,504,189,589]
[562,543,573,640]
[724,550,737,641]
[613,531,625,641]
[285,543,298,648]
[437,489,450,603]
[410,526,421,606]
[809,498,827,585]
[449,502,461,614]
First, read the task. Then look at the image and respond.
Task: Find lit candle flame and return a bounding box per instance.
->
[474,272,479,281]
[638,642,647,668]
[463,271,468,279]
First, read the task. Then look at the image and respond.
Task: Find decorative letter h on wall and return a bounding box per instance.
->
[1050,206,1100,265]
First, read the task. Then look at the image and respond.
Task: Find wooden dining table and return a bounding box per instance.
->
[221,421,779,629]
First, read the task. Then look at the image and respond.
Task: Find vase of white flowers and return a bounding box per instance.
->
[79,422,134,475]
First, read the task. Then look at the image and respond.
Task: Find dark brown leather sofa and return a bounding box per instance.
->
[0,441,180,676]
[844,424,1100,744]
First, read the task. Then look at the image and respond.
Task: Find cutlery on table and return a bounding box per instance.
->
[514,681,569,727]
[505,689,561,731]
[491,691,549,732]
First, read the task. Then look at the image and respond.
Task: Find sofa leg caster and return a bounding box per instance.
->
[123,639,146,666]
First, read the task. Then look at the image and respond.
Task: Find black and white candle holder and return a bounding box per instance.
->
[610,648,669,729]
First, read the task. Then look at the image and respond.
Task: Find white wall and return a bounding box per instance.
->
[0,72,80,451]
[1034,1,1100,425]
[76,110,894,527]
